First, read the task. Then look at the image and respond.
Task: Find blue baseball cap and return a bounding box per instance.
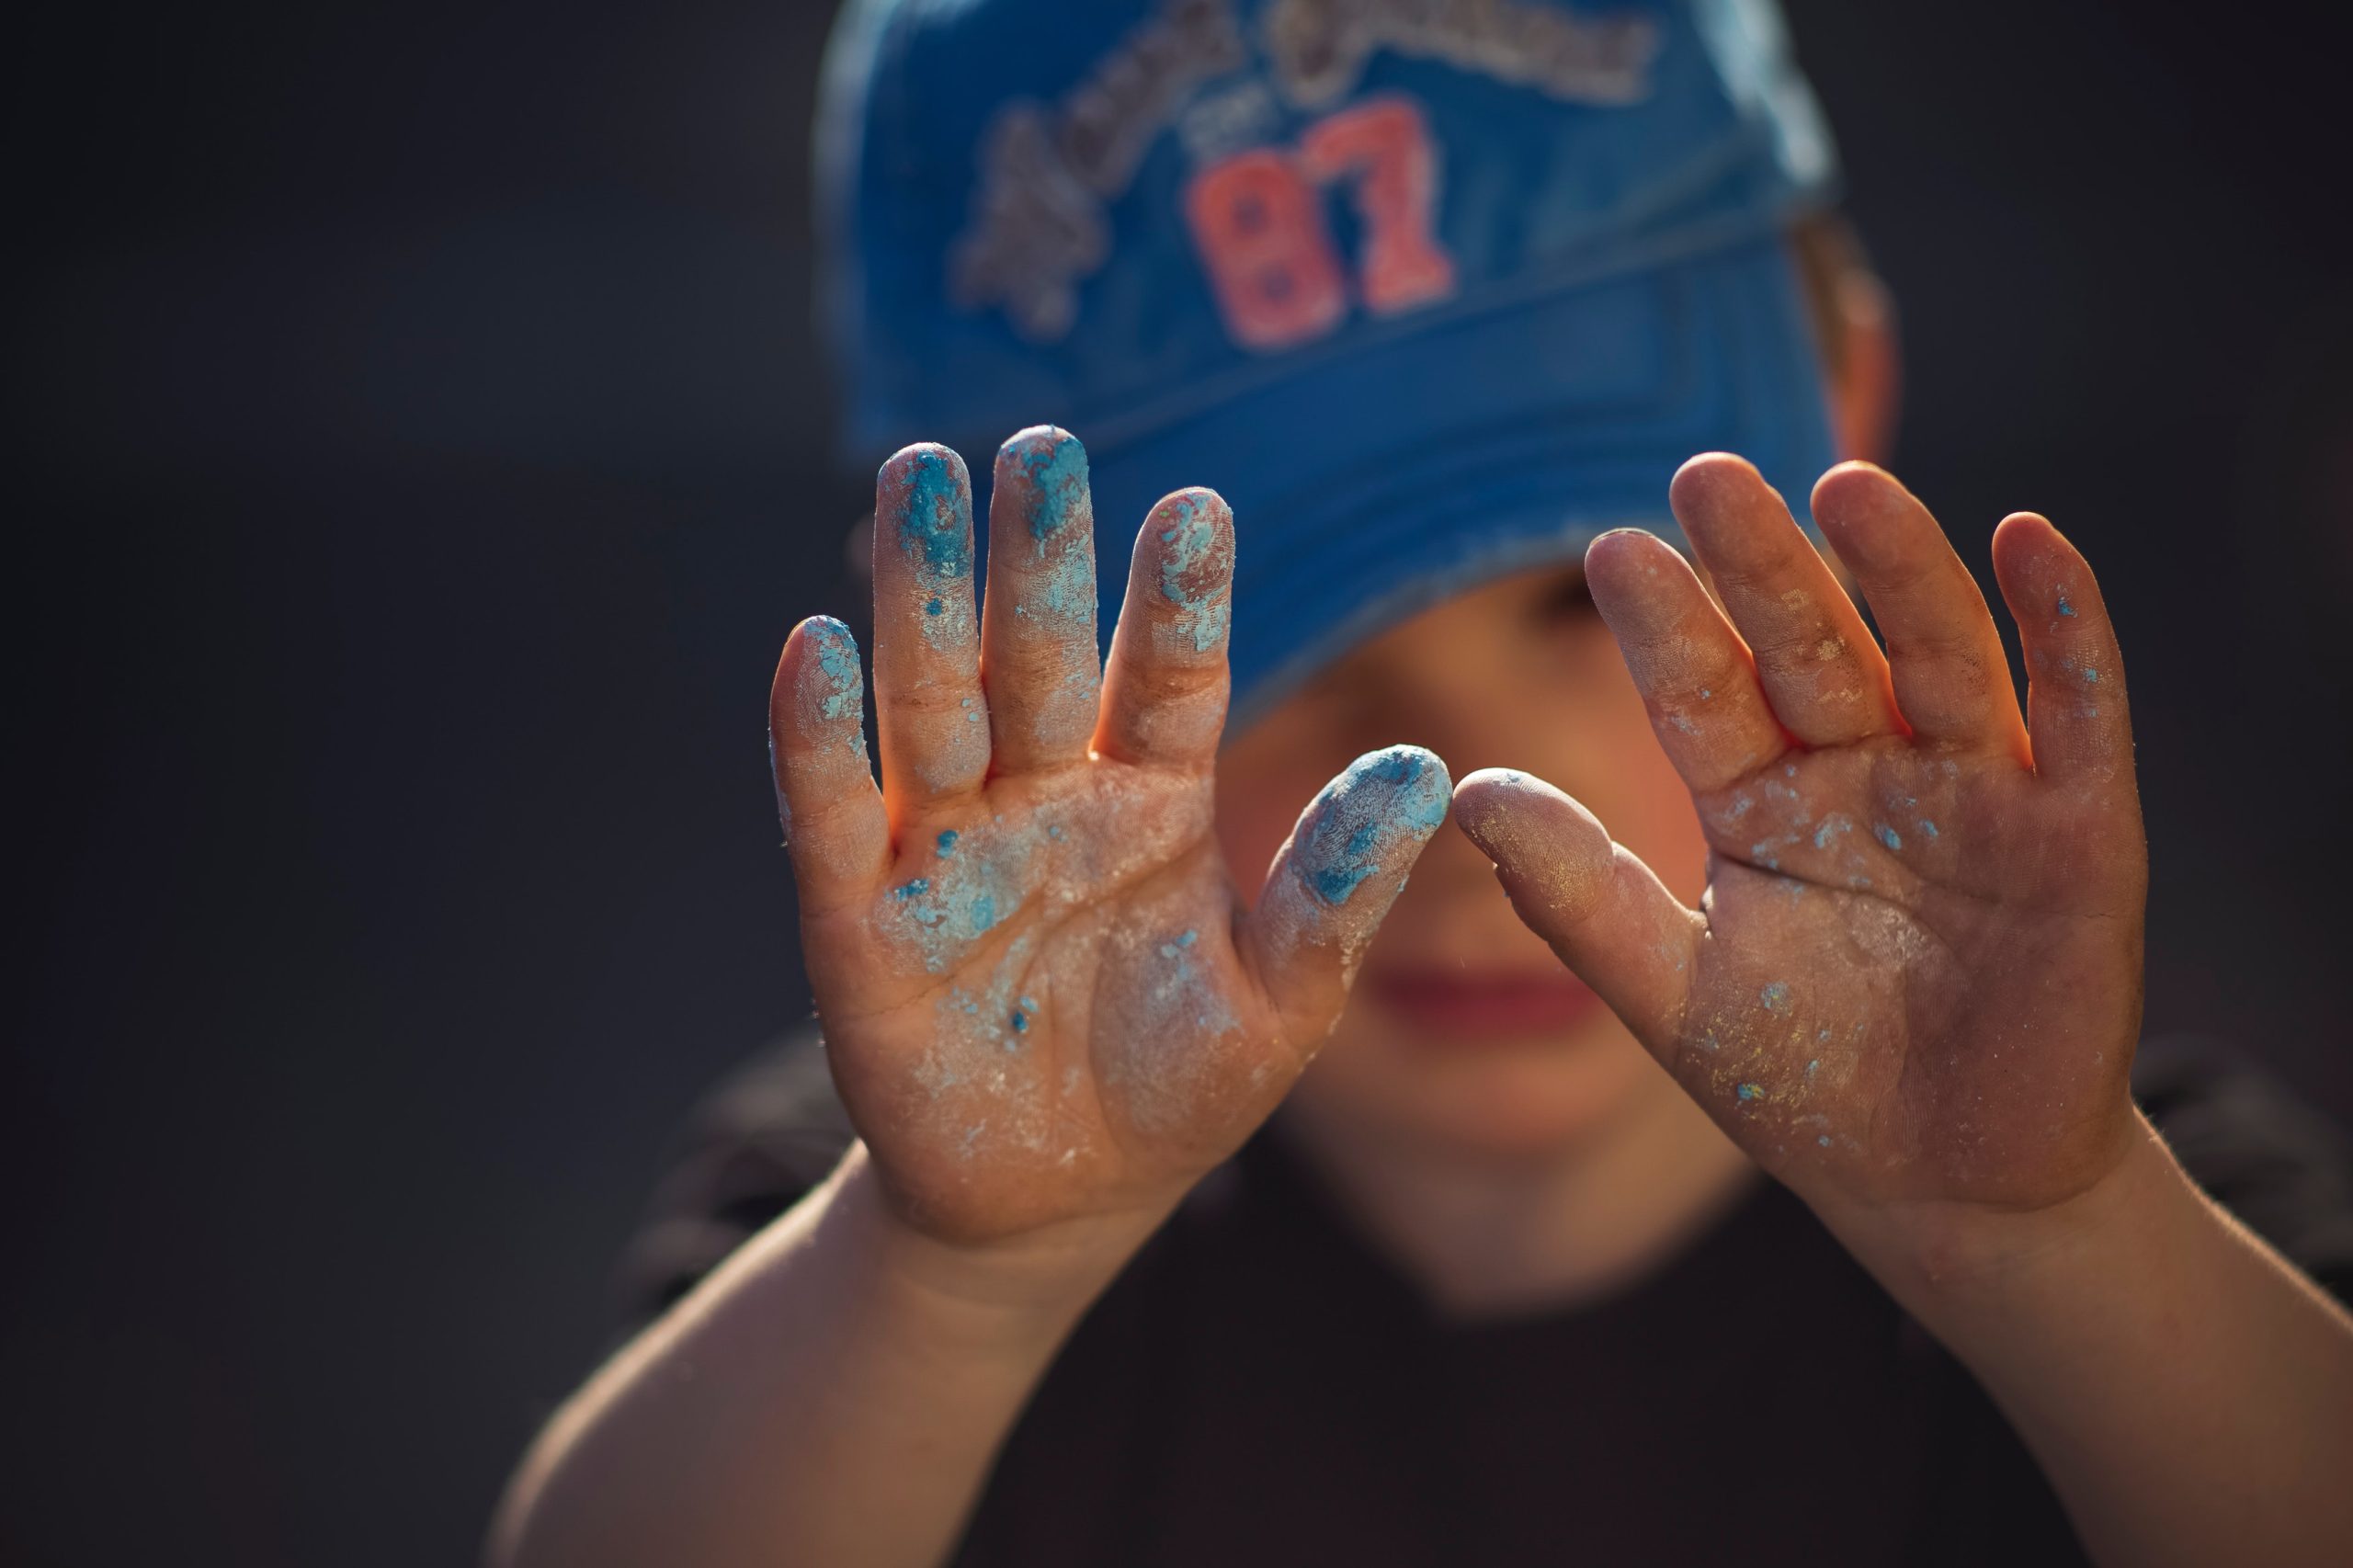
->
[817,0,1841,724]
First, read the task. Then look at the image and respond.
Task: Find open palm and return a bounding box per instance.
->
[770,432,1447,1244]
[1457,457,2146,1219]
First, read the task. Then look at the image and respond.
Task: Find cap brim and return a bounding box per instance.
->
[1077,232,1838,729]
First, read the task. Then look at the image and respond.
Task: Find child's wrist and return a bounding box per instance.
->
[840,1147,1171,1346]
[1815,1112,2179,1320]
[1835,1111,2183,1327]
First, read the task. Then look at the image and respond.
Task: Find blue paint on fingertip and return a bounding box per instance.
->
[1296,746,1451,906]
[1009,428,1091,543]
[893,447,972,578]
[1155,491,1233,652]
[805,618,864,722]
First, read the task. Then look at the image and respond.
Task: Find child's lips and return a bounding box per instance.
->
[1360,966,1607,1040]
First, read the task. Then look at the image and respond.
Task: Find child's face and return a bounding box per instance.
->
[1219,563,1707,1158]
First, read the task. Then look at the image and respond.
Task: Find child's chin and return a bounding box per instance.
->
[1301,1016,1661,1160]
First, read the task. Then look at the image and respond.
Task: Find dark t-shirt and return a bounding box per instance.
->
[619,1036,2353,1566]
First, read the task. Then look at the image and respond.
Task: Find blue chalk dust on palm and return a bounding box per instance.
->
[1760,981,1791,1014]
[1918,819,1938,840]
[1874,823,1903,851]
[1152,928,1235,1035]
[1295,747,1451,906]
[881,821,1038,971]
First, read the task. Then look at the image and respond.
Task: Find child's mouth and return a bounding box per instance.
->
[1360,966,1608,1040]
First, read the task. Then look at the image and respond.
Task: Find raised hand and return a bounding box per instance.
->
[1454,456,2147,1224]
[770,430,1449,1244]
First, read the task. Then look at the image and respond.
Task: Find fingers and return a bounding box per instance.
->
[1450,768,1698,1061]
[1239,746,1451,1045]
[1991,513,2134,787]
[1095,489,1234,769]
[983,427,1102,773]
[1584,528,1789,793]
[871,445,989,817]
[1811,462,2029,759]
[769,617,891,912]
[1668,454,1904,748]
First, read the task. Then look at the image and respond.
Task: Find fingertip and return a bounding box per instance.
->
[1808,459,1900,519]
[1672,449,1761,489]
[1990,512,2096,609]
[998,423,1079,459]
[1137,487,1235,653]
[1809,461,1923,569]
[1451,766,1604,858]
[1583,525,1678,583]
[877,443,973,572]
[1990,509,2063,558]
[779,615,866,731]
[1143,485,1232,533]
[1669,450,1767,515]
[994,426,1093,544]
[1583,527,1699,629]
[879,440,971,491]
[1292,744,1451,908]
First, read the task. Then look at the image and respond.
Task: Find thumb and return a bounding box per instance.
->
[1449,768,1698,1061]
[1238,745,1450,1047]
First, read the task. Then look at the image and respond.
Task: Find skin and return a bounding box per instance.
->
[493,288,2353,1568]
[1446,456,2353,1568]
[776,435,1450,1247]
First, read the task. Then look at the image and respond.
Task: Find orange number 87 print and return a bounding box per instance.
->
[1184,96,1459,352]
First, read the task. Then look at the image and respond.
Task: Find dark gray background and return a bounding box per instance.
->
[12,2,2350,1562]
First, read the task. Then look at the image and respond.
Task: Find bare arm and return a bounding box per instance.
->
[1841,1120,2353,1568]
[490,429,1449,1568]
[1457,454,2353,1566]
[491,1148,1152,1568]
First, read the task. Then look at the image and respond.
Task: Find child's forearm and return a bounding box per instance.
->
[489,1143,1159,1568]
[1830,1114,2353,1568]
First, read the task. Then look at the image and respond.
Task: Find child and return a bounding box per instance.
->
[494,2,2353,1563]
